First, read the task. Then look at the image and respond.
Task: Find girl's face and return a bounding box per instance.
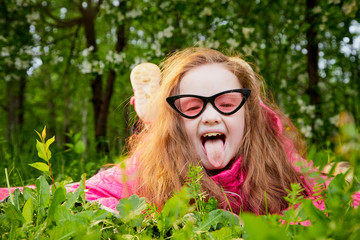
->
[178,64,245,170]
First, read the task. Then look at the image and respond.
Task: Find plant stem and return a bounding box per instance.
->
[42,140,56,189]
[5,168,15,205]
[221,187,233,213]
[48,162,56,189]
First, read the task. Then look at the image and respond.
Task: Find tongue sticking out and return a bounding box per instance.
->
[204,139,225,168]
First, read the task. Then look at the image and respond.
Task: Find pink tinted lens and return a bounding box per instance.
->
[175,97,204,116]
[215,92,243,113]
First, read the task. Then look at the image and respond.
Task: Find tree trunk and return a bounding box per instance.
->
[82,2,126,153]
[6,77,26,143]
[305,0,321,115]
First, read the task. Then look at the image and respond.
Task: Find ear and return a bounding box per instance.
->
[130,63,161,123]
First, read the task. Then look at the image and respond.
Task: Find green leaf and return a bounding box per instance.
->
[36,139,48,162]
[23,187,36,203]
[42,126,47,140]
[116,195,147,224]
[46,136,55,149]
[341,123,357,139]
[74,132,81,143]
[12,188,22,210]
[29,162,49,173]
[65,143,74,149]
[157,187,192,233]
[205,197,218,213]
[4,204,25,223]
[64,175,86,209]
[79,173,87,204]
[53,205,72,225]
[302,199,328,224]
[172,220,194,240]
[210,226,243,240]
[49,186,67,221]
[242,213,288,240]
[22,198,34,223]
[64,191,79,210]
[35,176,50,218]
[196,209,239,232]
[34,129,42,141]
[313,151,329,169]
[74,140,86,154]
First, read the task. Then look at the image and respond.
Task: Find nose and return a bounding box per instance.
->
[200,103,221,125]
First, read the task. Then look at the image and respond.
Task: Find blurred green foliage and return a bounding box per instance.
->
[0,0,359,185]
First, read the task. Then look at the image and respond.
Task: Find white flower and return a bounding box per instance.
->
[242,27,255,39]
[53,56,63,64]
[297,98,304,106]
[298,73,307,84]
[1,47,10,57]
[106,50,114,62]
[5,75,11,82]
[116,12,124,22]
[16,0,24,6]
[150,41,162,57]
[126,9,142,18]
[198,39,220,49]
[212,40,220,48]
[227,38,239,48]
[200,7,212,17]
[300,125,313,138]
[100,2,112,14]
[342,0,356,16]
[26,11,40,24]
[242,45,252,55]
[322,15,328,23]
[314,118,323,130]
[297,118,304,126]
[15,58,31,70]
[318,81,327,91]
[114,52,125,63]
[81,46,94,57]
[329,114,339,126]
[92,60,104,74]
[0,36,6,42]
[312,6,322,14]
[319,24,326,31]
[20,45,35,56]
[80,60,92,74]
[307,105,316,118]
[160,1,170,9]
[162,26,174,38]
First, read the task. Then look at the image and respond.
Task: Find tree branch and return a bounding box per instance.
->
[42,5,83,28]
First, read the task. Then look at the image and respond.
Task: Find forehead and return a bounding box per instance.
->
[178,63,241,96]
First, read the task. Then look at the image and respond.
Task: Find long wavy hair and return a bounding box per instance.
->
[127,47,310,214]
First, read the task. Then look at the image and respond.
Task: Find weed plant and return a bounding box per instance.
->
[1,118,360,239]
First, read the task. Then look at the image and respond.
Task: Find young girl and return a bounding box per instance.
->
[77,47,315,214]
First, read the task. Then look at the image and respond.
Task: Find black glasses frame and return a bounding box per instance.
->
[166,88,251,119]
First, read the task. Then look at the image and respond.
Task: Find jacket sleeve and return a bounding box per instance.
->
[68,159,138,210]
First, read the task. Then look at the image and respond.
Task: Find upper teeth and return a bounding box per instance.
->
[203,133,222,137]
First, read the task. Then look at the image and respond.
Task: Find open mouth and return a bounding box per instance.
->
[201,132,226,147]
[200,132,227,168]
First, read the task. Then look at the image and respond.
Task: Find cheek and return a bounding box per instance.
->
[181,119,198,143]
[229,111,245,143]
